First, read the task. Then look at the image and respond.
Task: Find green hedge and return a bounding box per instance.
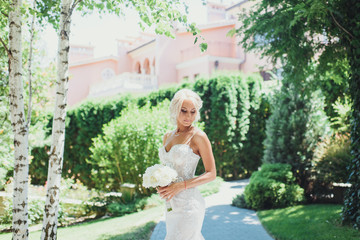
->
[263,81,331,199]
[30,73,270,187]
[243,163,305,210]
[237,75,271,177]
[30,95,134,186]
[193,73,251,178]
[88,101,173,195]
[0,197,68,226]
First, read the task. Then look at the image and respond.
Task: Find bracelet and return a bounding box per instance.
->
[184,181,186,190]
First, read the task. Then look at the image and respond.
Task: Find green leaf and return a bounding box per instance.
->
[227,28,236,37]
[200,43,208,52]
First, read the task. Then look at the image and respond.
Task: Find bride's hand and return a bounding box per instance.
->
[157,182,184,201]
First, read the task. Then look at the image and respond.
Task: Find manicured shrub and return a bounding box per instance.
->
[85,193,159,217]
[313,133,352,184]
[193,73,251,179]
[237,75,271,177]
[88,100,173,195]
[310,133,352,200]
[30,72,270,188]
[232,193,249,209]
[244,163,304,210]
[263,81,331,198]
[30,94,134,187]
[0,198,67,226]
[106,200,145,216]
[30,83,189,187]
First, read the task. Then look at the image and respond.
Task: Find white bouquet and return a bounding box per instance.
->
[142,164,178,188]
[142,164,178,211]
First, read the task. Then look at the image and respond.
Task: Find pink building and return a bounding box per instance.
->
[67,0,273,107]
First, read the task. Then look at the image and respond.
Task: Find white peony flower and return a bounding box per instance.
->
[142,164,178,188]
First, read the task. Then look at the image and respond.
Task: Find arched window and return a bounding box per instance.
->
[152,58,156,74]
[135,61,141,74]
[143,58,150,74]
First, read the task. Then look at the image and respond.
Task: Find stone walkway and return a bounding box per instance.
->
[150,179,273,240]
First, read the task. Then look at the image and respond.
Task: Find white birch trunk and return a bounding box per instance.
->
[8,0,30,239]
[41,0,72,239]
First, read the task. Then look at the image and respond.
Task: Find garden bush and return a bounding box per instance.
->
[30,94,134,187]
[330,96,351,133]
[243,163,304,210]
[0,198,68,226]
[232,193,249,209]
[237,76,271,177]
[85,193,130,217]
[88,100,173,195]
[193,73,251,178]
[263,81,331,199]
[84,192,163,217]
[310,133,352,200]
[137,84,188,108]
[313,133,352,184]
[30,72,270,188]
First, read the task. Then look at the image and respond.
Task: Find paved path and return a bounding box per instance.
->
[150,179,273,240]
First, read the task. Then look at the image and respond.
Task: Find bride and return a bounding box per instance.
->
[157,89,216,240]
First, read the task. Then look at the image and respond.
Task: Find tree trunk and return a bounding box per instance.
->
[8,0,30,239]
[41,0,72,239]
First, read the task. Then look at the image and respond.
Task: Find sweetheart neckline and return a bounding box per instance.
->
[162,144,200,158]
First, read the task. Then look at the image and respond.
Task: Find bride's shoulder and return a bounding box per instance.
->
[193,128,208,142]
[163,130,174,143]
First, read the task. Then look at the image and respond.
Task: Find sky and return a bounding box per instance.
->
[42,0,214,60]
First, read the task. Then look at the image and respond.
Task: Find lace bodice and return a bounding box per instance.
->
[159,144,201,182]
[159,128,205,240]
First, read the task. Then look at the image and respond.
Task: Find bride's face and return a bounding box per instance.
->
[177,99,197,127]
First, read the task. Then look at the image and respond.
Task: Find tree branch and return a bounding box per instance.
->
[62,0,83,26]
[0,37,10,59]
[26,0,36,128]
[70,0,83,15]
[329,10,354,39]
[1,9,8,18]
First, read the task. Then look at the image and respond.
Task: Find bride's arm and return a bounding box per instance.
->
[183,131,216,188]
[158,130,216,201]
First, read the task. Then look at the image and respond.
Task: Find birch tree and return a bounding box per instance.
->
[8,0,30,239]
[6,1,37,238]
[38,1,206,238]
[41,0,74,238]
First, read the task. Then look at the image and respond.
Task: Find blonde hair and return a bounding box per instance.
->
[169,89,203,125]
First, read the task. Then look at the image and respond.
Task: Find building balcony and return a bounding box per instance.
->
[88,72,157,98]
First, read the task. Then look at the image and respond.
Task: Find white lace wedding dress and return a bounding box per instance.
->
[158,129,205,240]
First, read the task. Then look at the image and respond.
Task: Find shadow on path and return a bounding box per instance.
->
[151,180,273,240]
[202,204,272,240]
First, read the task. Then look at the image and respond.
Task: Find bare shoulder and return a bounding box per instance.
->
[192,128,209,145]
[191,128,212,157]
[163,130,173,145]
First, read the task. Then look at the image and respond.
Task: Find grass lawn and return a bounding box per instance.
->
[198,176,223,197]
[258,204,360,240]
[0,177,224,240]
[0,206,163,240]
